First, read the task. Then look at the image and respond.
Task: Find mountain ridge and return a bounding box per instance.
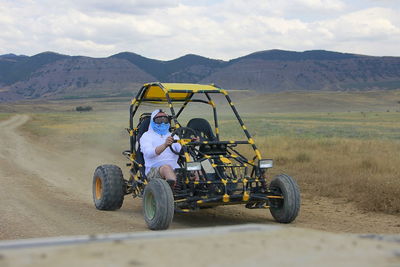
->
[1,49,400,101]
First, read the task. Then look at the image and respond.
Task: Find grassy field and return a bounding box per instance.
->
[219,112,400,214]
[2,90,400,214]
[0,113,13,121]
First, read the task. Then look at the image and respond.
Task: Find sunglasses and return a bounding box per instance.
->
[153,116,170,124]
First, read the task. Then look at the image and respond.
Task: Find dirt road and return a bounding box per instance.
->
[0,115,399,240]
[1,225,400,267]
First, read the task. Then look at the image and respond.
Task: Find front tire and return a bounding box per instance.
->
[143,179,174,230]
[269,174,300,223]
[92,164,125,210]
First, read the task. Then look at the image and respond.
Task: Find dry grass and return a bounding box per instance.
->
[19,111,128,155]
[237,89,400,113]
[0,113,13,122]
[257,137,400,214]
[207,109,400,214]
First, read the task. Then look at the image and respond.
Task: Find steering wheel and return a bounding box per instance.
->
[169,126,198,155]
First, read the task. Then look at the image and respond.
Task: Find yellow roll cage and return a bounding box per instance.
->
[129,82,262,166]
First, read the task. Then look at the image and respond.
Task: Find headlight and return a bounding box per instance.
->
[259,159,273,169]
[186,161,202,171]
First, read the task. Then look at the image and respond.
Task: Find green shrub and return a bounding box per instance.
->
[294,152,311,163]
[76,106,93,112]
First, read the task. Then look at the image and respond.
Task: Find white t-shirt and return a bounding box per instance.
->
[140,130,181,175]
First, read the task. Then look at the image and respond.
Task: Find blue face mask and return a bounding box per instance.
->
[151,121,170,136]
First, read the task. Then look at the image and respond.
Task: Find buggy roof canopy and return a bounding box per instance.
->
[140,83,224,102]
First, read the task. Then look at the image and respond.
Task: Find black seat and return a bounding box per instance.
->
[187,118,228,157]
[186,118,216,141]
[135,115,151,178]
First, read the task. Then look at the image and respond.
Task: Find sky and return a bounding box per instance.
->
[0,0,399,60]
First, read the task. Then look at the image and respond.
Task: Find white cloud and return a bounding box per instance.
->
[52,38,116,56]
[294,0,345,11]
[69,0,179,14]
[320,8,400,40]
[310,7,400,55]
[0,0,399,59]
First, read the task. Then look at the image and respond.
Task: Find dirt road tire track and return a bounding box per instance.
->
[0,115,149,239]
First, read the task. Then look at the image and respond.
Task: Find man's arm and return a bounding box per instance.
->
[140,134,157,158]
[155,136,174,155]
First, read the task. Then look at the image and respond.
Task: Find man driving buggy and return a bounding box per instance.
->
[140,109,182,187]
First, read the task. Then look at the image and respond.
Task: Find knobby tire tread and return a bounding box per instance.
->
[93,164,125,211]
[269,173,301,223]
[143,179,174,230]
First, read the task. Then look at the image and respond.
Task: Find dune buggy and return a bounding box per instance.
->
[92,83,300,230]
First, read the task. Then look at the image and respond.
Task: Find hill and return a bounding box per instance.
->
[1,49,400,101]
[111,52,224,83]
[8,56,154,99]
[202,52,400,92]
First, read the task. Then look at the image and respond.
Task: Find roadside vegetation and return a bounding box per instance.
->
[262,136,400,214]
[0,113,13,121]
[4,90,400,215]
[75,106,93,112]
[219,112,400,214]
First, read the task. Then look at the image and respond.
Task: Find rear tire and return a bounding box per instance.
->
[143,179,174,230]
[92,164,125,210]
[269,174,300,223]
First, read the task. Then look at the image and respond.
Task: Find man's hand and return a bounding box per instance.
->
[156,136,175,155]
[164,136,174,146]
